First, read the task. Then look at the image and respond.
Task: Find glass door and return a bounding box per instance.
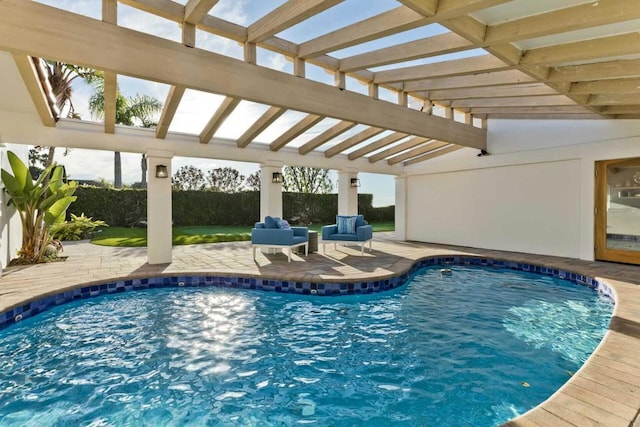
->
[595,157,640,265]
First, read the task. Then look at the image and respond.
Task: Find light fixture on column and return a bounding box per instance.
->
[155,164,168,178]
[350,178,360,187]
[272,171,283,184]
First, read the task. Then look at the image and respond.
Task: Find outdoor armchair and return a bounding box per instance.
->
[251,216,308,262]
[321,214,372,255]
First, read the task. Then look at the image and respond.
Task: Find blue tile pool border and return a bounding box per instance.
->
[0,256,615,331]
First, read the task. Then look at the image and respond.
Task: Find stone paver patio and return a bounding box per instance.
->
[1,233,639,426]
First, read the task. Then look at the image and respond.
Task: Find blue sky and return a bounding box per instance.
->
[33,0,474,207]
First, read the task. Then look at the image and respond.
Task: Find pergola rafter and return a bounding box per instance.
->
[2,0,638,168]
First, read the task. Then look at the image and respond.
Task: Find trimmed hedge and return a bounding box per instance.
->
[69,187,394,227]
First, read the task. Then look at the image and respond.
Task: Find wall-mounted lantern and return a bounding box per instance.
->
[155,164,169,178]
[350,178,360,187]
[272,171,283,184]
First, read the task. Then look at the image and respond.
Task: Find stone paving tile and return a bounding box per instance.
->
[1,233,640,426]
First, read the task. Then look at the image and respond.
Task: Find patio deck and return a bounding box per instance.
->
[1,233,639,426]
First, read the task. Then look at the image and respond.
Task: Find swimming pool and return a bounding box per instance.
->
[0,263,613,426]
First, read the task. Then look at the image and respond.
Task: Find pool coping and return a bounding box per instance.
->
[0,238,639,426]
[0,255,615,330]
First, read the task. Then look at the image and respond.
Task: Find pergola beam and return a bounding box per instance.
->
[348,132,408,161]
[368,136,429,163]
[298,121,356,155]
[548,59,640,82]
[570,79,640,95]
[237,106,286,148]
[428,83,558,101]
[199,96,240,143]
[248,0,343,43]
[602,106,640,114]
[395,0,438,16]
[468,106,593,115]
[588,94,640,106]
[451,95,580,109]
[102,0,117,134]
[299,0,509,58]
[484,0,640,45]
[119,0,184,22]
[11,55,56,127]
[269,114,325,151]
[156,85,186,139]
[339,32,473,72]
[184,0,219,25]
[324,127,385,158]
[404,70,536,92]
[298,7,428,58]
[0,1,486,149]
[103,72,117,134]
[387,140,449,165]
[374,55,511,84]
[521,33,640,66]
[403,144,463,166]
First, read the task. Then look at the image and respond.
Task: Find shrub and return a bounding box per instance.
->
[69,187,393,227]
[51,213,108,241]
[1,151,77,263]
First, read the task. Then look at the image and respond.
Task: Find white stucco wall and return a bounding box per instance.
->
[0,144,28,272]
[403,120,640,260]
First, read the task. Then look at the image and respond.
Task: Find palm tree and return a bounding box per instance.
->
[88,76,162,188]
[39,60,97,167]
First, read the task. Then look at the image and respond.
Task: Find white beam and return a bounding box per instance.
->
[404,70,536,92]
[339,32,472,72]
[248,0,343,43]
[200,96,240,143]
[103,72,117,134]
[387,140,449,165]
[521,33,640,66]
[348,132,407,160]
[0,114,405,175]
[12,56,56,127]
[269,114,324,151]
[298,121,356,154]
[237,106,286,148]
[184,0,219,25]
[156,85,185,139]
[485,0,640,45]
[368,136,429,163]
[324,127,385,158]
[374,55,511,84]
[0,1,486,149]
[403,144,463,166]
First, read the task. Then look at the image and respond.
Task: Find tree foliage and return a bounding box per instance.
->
[207,167,246,193]
[283,166,333,194]
[1,151,78,263]
[245,170,260,191]
[37,61,97,168]
[172,165,206,191]
[44,60,97,118]
[88,73,163,188]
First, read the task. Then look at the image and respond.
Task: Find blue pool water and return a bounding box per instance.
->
[0,266,613,426]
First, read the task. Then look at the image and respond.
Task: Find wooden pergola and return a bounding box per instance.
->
[0,0,638,169]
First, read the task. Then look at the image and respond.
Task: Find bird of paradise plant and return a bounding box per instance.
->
[1,151,77,263]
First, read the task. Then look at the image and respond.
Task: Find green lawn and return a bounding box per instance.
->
[91,222,395,247]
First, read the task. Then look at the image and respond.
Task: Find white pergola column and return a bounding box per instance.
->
[338,170,358,216]
[146,150,173,264]
[259,161,283,220]
[395,174,407,241]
